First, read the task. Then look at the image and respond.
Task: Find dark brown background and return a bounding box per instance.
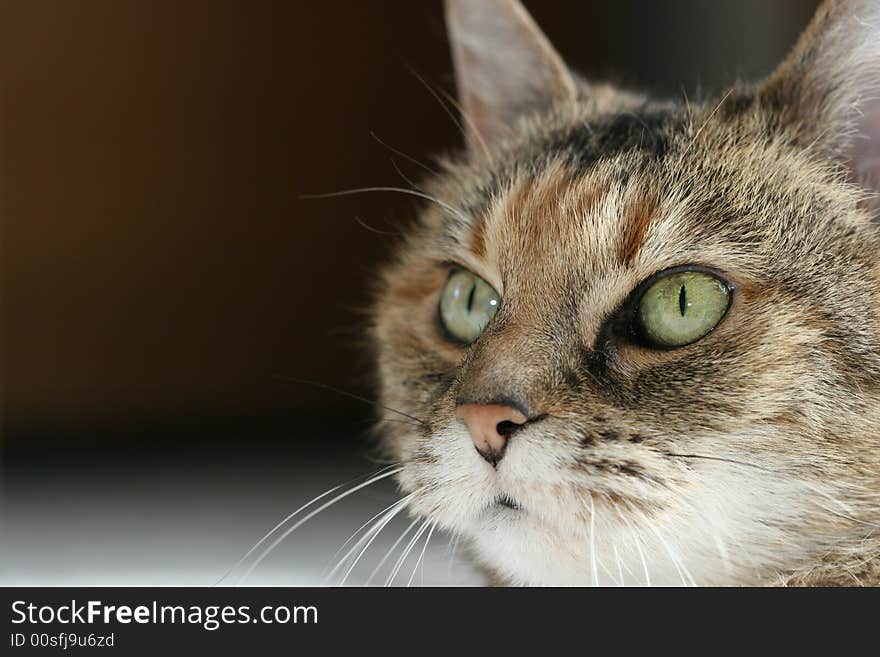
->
[2,0,818,447]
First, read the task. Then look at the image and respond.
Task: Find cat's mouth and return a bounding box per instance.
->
[493,493,523,511]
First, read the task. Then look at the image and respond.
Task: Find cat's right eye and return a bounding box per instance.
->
[438,269,500,344]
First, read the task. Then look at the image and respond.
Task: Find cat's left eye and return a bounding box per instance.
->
[439,269,500,344]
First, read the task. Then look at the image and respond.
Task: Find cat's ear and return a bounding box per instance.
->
[445,0,577,155]
[761,0,880,195]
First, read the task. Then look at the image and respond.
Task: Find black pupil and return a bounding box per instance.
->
[466,282,476,314]
[678,284,687,316]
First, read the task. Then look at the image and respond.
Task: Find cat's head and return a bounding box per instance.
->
[371,0,880,585]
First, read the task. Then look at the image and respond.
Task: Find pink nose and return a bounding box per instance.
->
[456,403,528,467]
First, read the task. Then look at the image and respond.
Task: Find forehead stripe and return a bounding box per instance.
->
[618,194,656,266]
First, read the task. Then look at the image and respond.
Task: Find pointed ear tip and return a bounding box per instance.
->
[445,0,538,32]
[761,0,880,188]
[443,0,576,154]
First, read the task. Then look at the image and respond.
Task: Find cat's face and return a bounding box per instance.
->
[371,0,880,586]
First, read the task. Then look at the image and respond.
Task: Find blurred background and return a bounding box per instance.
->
[1,0,818,585]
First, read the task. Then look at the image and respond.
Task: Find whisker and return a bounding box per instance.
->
[300,186,469,225]
[406,522,437,588]
[614,501,655,587]
[598,492,626,587]
[362,452,405,467]
[377,418,425,429]
[353,215,401,237]
[274,375,429,427]
[634,505,696,587]
[613,544,625,587]
[606,498,651,587]
[809,498,880,529]
[407,521,436,587]
[712,525,733,576]
[238,466,404,583]
[663,452,774,473]
[215,463,399,585]
[680,84,693,131]
[589,496,599,587]
[405,65,490,160]
[366,517,420,586]
[215,484,345,586]
[433,83,492,161]
[324,492,412,579]
[634,533,652,587]
[338,494,416,586]
[369,131,440,176]
[406,66,466,138]
[799,480,859,516]
[386,518,431,587]
[682,88,733,156]
[680,492,735,578]
[388,158,423,194]
[446,531,462,579]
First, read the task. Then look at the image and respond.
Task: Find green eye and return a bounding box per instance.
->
[439,269,500,343]
[637,270,731,348]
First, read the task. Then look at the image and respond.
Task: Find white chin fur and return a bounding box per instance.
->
[403,426,834,586]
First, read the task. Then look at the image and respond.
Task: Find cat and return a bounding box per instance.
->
[370,0,880,586]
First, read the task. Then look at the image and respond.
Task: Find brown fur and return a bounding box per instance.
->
[369,0,880,586]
